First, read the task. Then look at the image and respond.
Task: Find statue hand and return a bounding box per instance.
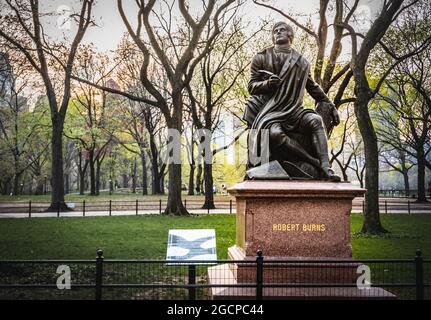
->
[331,105,340,126]
[268,75,281,87]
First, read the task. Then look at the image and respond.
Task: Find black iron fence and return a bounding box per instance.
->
[0,250,429,300]
[1,198,430,216]
[378,189,431,198]
[0,199,236,216]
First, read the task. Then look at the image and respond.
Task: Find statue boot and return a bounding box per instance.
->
[312,129,341,182]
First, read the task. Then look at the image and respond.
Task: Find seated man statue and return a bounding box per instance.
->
[244,21,341,181]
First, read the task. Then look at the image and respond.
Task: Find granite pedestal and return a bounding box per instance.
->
[208,180,395,299]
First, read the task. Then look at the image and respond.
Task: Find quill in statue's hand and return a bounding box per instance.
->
[258,70,281,87]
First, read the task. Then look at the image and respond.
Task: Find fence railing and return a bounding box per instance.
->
[1,197,430,216]
[0,249,429,300]
[0,199,236,216]
[378,189,431,198]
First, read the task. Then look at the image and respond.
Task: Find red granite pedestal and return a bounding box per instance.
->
[208,180,396,300]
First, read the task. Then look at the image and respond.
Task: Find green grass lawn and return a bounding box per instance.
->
[0,214,236,260]
[0,213,430,260]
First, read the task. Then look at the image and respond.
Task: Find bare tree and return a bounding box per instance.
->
[66,47,115,196]
[0,49,47,195]
[186,15,259,209]
[380,148,414,196]
[73,0,239,215]
[114,36,168,195]
[116,99,151,196]
[0,0,95,209]
[376,74,430,202]
[342,0,431,232]
[329,105,357,181]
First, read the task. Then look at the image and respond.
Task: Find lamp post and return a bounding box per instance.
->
[109,178,112,196]
[44,175,47,195]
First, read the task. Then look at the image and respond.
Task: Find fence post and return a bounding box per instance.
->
[95,249,104,300]
[28,200,31,218]
[408,200,411,215]
[184,199,187,210]
[83,200,86,217]
[136,199,138,216]
[159,199,162,214]
[362,200,365,214]
[385,200,388,214]
[415,249,424,300]
[188,265,196,300]
[256,250,263,300]
[230,199,232,214]
[109,200,112,217]
[57,202,60,218]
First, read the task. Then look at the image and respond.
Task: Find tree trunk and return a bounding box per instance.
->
[122,174,128,188]
[148,132,162,195]
[151,167,162,194]
[160,171,165,195]
[400,151,410,197]
[79,170,86,195]
[35,177,44,195]
[65,174,70,195]
[12,152,21,195]
[335,160,348,181]
[132,158,137,194]
[349,0,404,233]
[20,178,25,194]
[416,148,428,202]
[109,175,114,194]
[341,168,348,182]
[163,95,188,215]
[202,162,216,209]
[89,150,96,196]
[402,170,410,197]
[47,119,67,211]
[95,160,101,196]
[188,163,195,195]
[2,178,12,195]
[195,163,202,194]
[29,177,33,195]
[13,172,20,196]
[355,91,386,234]
[164,162,188,215]
[78,151,86,195]
[141,152,148,195]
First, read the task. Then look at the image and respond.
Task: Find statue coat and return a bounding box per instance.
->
[244,47,331,162]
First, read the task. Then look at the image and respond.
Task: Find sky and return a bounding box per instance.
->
[40,0,383,53]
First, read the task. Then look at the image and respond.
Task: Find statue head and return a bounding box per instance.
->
[272,22,294,45]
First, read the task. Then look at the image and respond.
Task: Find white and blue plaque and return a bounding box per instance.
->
[166,229,217,263]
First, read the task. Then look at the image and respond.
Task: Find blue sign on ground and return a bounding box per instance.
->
[166,229,217,263]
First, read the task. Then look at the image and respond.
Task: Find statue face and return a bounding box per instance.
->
[272,24,293,45]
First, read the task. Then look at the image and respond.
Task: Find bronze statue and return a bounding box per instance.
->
[244,22,341,181]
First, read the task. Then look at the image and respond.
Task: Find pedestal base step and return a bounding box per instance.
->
[208,264,396,300]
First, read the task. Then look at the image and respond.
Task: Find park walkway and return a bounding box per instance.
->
[0,197,430,218]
